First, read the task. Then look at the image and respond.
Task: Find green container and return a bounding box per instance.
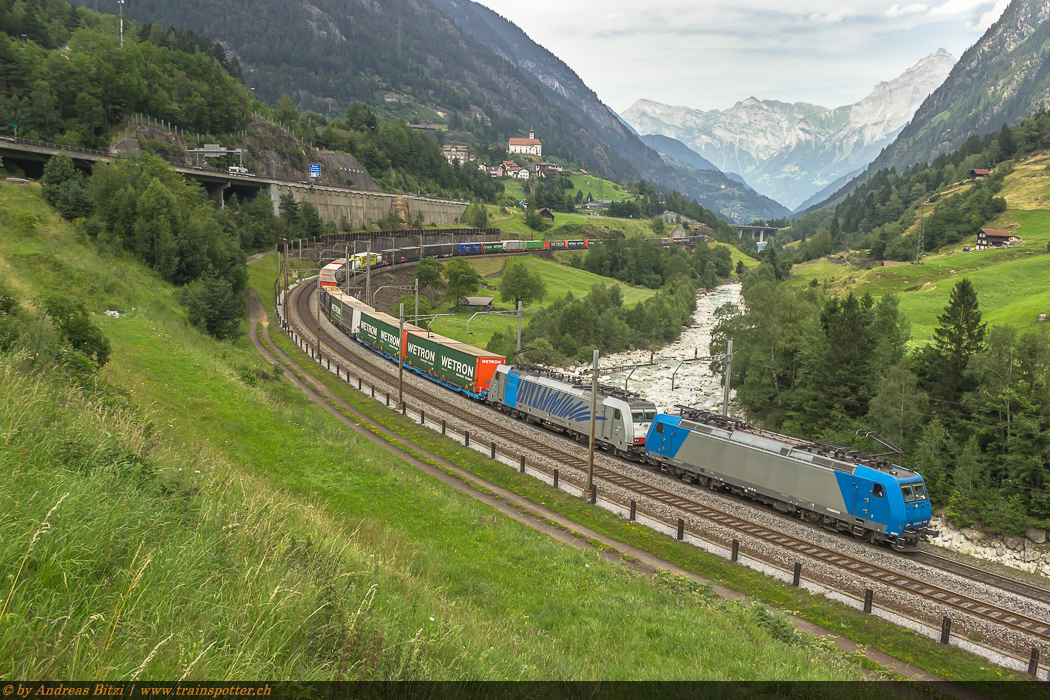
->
[358,312,402,359]
[483,241,503,253]
[330,297,342,325]
[404,333,503,394]
[523,240,544,250]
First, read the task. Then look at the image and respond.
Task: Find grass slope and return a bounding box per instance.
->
[497,173,634,206]
[486,207,654,240]
[0,181,863,681]
[427,255,658,347]
[789,159,1050,340]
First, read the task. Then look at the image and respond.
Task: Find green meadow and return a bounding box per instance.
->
[427,255,659,347]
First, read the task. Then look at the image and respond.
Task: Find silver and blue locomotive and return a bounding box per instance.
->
[645,409,935,550]
[486,365,658,459]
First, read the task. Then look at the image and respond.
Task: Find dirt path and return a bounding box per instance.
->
[246,289,984,692]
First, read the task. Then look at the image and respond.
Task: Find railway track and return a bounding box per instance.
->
[286,280,1050,653]
[913,551,1050,607]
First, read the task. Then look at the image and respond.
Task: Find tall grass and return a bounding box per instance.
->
[0,357,473,680]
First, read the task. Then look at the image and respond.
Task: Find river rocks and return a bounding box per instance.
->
[928,517,1049,578]
[1027,526,1047,544]
[564,284,744,415]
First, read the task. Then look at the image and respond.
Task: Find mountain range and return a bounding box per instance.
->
[426,0,790,221]
[622,50,956,211]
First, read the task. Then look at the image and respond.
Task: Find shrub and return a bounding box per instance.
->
[179,276,244,340]
[42,296,111,368]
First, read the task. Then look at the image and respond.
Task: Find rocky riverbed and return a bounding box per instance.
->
[564,283,743,414]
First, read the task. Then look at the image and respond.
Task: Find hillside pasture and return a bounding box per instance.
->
[428,254,659,347]
[789,209,1050,340]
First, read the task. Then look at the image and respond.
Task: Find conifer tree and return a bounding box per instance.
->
[921,278,986,411]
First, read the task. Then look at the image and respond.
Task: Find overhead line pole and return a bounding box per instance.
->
[587,349,598,495]
[398,303,405,406]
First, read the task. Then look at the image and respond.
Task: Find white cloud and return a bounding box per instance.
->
[886,4,928,17]
[927,0,988,17]
[471,0,983,111]
[968,0,1009,32]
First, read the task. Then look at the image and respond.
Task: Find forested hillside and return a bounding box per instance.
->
[72,0,641,181]
[0,1,250,147]
[782,113,1050,263]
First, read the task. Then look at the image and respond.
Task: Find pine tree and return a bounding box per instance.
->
[921,278,986,413]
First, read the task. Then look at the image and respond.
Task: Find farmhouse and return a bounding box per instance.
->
[537,207,555,221]
[509,132,542,156]
[976,228,1017,250]
[971,168,991,179]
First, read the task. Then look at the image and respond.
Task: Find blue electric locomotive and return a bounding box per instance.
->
[646,409,935,551]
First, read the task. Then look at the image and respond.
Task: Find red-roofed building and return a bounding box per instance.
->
[501,161,529,180]
[971,168,991,179]
[508,132,542,156]
[976,228,1016,250]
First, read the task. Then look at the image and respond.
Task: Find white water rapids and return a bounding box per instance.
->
[562,283,743,414]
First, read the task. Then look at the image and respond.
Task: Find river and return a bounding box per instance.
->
[561,283,743,415]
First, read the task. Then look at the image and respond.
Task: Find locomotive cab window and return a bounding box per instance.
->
[901,483,927,503]
[614,409,622,420]
[655,423,664,434]
[873,484,884,499]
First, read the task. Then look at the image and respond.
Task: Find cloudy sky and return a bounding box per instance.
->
[471,0,1011,113]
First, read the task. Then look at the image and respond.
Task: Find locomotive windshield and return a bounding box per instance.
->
[632,411,656,423]
[901,482,928,503]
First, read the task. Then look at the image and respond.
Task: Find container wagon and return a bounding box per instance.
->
[403,332,504,398]
[319,259,346,287]
[357,311,504,398]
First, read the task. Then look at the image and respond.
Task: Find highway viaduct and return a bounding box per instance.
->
[0,138,468,228]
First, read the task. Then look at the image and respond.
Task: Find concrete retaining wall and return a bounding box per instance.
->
[267,183,467,228]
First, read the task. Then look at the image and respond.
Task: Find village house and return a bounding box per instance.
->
[971,168,991,179]
[537,164,562,178]
[509,132,542,156]
[976,228,1018,250]
[501,161,530,180]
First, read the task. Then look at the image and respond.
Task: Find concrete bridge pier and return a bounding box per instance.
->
[204,181,230,208]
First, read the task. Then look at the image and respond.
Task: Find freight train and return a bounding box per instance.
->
[319,285,656,454]
[319,239,594,288]
[645,408,935,551]
[317,285,933,548]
